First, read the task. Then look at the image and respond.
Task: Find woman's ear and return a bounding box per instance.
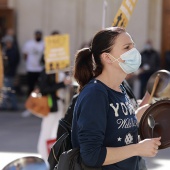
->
[101,53,113,64]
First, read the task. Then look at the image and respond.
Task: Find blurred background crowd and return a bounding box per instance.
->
[0,0,170,110]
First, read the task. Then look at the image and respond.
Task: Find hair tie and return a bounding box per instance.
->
[89,47,93,54]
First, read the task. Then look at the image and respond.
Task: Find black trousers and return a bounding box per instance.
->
[27,71,41,96]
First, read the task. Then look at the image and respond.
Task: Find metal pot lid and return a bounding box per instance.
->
[139,100,170,149]
[146,70,170,98]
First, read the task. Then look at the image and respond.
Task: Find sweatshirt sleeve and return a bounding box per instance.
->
[77,89,108,167]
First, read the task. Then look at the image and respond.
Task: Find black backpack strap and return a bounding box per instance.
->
[122,80,137,101]
[56,94,79,139]
[59,119,71,135]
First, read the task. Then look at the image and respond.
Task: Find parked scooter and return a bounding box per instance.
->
[2,156,49,170]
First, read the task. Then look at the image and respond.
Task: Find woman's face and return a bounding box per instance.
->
[102,32,135,74]
[110,32,135,60]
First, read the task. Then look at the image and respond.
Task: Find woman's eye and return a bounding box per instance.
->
[125,46,129,49]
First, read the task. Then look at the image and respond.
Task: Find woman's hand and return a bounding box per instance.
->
[104,137,161,165]
[135,104,150,122]
[136,137,161,157]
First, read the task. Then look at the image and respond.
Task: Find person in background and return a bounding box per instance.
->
[2,28,20,60]
[37,69,71,160]
[37,30,72,160]
[23,30,44,96]
[21,30,44,117]
[138,40,160,98]
[0,35,19,110]
[51,30,60,35]
[71,27,161,170]
[165,50,170,71]
[4,28,21,95]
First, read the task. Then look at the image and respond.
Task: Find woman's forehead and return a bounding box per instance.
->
[114,32,134,46]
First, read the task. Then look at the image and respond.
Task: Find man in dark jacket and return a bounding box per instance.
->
[139,40,160,98]
[0,35,19,110]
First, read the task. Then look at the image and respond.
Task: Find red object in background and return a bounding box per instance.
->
[46,139,56,154]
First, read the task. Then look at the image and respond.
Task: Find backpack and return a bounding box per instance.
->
[48,94,79,170]
[48,119,72,170]
[55,148,102,170]
[48,117,102,170]
[56,94,79,139]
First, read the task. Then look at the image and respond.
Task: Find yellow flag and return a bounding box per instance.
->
[0,46,3,89]
[112,0,138,28]
[44,34,70,74]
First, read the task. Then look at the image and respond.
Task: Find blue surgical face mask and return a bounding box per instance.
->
[107,48,141,74]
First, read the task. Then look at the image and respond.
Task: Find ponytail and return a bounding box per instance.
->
[74,27,125,92]
[74,48,94,92]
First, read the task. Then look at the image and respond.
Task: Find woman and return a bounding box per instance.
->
[37,69,71,160]
[71,27,161,170]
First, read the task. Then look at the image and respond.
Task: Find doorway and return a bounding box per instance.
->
[0,8,15,39]
[162,0,170,69]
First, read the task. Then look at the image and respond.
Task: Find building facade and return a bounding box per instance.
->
[0,0,165,74]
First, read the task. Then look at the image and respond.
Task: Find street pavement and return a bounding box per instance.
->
[0,111,41,153]
[0,104,170,169]
[144,148,170,169]
[0,107,42,169]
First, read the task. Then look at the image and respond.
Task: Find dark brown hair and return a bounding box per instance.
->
[74,27,125,91]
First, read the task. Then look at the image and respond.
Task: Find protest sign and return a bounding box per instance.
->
[44,34,70,74]
[112,0,138,28]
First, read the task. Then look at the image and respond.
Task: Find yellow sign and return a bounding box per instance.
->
[0,46,3,89]
[112,0,138,28]
[44,34,70,74]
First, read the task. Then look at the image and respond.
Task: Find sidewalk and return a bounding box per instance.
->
[0,111,41,153]
[0,109,42,169]
[144,148,170,169]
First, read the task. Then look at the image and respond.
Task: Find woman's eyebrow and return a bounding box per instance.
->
[123,42,135,46]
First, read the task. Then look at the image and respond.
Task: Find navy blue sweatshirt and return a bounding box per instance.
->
[71,79,139,170]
